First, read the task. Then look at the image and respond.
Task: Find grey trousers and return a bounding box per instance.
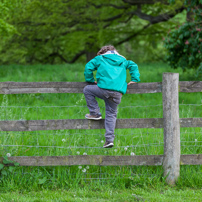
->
[83,85,122,142]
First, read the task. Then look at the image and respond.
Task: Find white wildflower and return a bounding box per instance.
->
[76,95,84,105]
[124,147,128,151]
[62,139,66,142]
[83,152,87,155]
[114,149,117,152]
[86,166,89,169]
[82,168,86,173]
[78,166,82,169]
[195,139,197,142]
[77,151,80,155]
[130,152,135,156]
[6,153,11,157]
[101,140,104,143]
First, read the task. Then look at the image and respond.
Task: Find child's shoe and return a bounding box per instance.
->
[103,141,114,148]
[85,113,102,120]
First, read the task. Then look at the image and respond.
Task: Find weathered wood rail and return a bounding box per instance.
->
[1,154,202,166]
[0,81,202,94]
[0,73,202,185]
[0,118,202,131]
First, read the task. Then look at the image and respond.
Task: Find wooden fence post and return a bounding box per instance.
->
[162,73,180,185]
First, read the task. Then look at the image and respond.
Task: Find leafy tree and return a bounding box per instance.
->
[0,0,185,64]
[0,0,24,35]
[164,0,202,74]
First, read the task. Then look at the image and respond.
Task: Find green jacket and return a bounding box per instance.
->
[84,53,140,94]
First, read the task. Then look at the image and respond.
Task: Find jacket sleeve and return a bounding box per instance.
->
[126,60,140,82]
[84,57,98,83]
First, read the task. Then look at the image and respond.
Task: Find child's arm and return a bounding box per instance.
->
[126,60,140,85]
[84,58,98,83]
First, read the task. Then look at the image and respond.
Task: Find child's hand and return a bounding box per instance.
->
[127,81,136,85]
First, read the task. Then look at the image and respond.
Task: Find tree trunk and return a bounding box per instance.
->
[186,0,194,21]
[86,51,97,63]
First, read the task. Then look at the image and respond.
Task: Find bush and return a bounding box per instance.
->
[164,0,202,75]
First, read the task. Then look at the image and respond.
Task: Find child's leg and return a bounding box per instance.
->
[104,92,122,143]
[83,85,106,115]
[83,85,122,143]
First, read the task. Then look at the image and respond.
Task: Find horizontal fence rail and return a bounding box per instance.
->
[1,154,202,166]
[0,118,202,131]
[0,81,202,94]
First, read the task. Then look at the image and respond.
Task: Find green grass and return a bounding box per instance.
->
[1,187,202,202]
[0,62,202,197]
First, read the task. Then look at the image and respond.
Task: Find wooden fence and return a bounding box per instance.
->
[0,73,202,185]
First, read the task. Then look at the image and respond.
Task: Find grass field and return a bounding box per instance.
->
[1,187,202,202]
[0,62,202,201]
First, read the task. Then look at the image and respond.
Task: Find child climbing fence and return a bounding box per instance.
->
[0,73,202,185]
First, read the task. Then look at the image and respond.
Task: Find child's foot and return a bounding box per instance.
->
[85,113,102,120]
[103,141,114,148]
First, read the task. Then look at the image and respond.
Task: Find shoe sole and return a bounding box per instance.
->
[85,116,102,120]
[103,143,114,148]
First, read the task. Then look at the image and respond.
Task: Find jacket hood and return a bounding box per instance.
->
[102,54,126,66]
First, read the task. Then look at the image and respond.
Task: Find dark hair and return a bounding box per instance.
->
[97,45,117,55]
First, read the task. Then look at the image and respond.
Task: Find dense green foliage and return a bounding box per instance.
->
[164,0,202,74]
[0,0,186,64]
[0,0,24,35]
